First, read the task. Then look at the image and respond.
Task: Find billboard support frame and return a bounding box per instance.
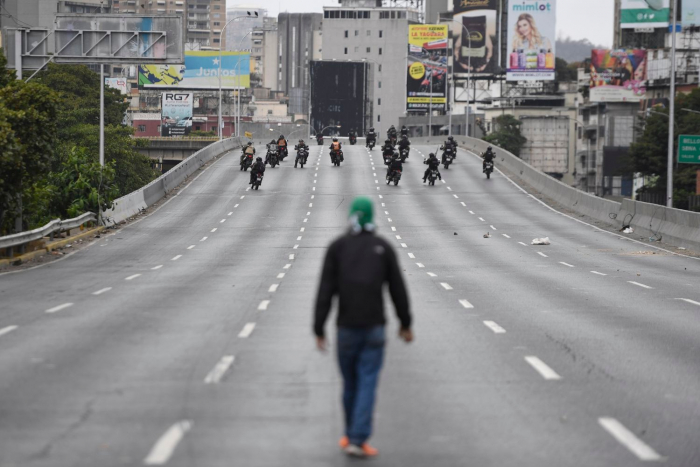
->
[440,18,470,136]
[667,0,679,208]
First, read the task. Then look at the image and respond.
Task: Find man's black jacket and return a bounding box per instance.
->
[314,230,411,337]
[425,157,440,170]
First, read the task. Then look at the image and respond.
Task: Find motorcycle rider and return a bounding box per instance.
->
[348,128,357,142]
[440,136,458,164]
[265,139,278,165]
[381,139,395,163]
[400,125,409,138]
[250,156,266,185]
[397,135,410,158]
[482,146,496,172]
[386,152,403,181]
[295,139,310,165]
[423,152,442,183]
[387,125,397,142]
[277,134,288,159]
[240,141,255,166]
[329,137,344,162]
[366,127,377,147]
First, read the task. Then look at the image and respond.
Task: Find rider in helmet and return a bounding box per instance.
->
[241,141,256,165]
[386,151,403,180]
[423,152,442,183]
[329,137,343,162]
[366,127,377,147]
[295,138,310,166]
[482,146,495,172]
[250,156,266,184]
[400,125,409,137]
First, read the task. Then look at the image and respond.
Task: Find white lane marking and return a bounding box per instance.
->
[391,227,396,232]
[240,196,245,199]
[628,281,653,289]
[211,228,217,233]
[459,299,474,309]
[204,355,235,384]
[283,264,291,269]
[258,300,270,310]
[293,245,299,249]
[490,225,498,230]
[313,180,316,183]
[297,236,302,241]
[376,187,381,190]
[313,187,316,191]
[396,235,402,239]
[447,187,452,191]
[524,356,561,380]
[171,255,182,261]
[307,212,311,216]
[387,218,392,222]
[303,218,308,222]
[502,234,511,239]
[408,253,415,259]
[416,263,425,268]
[230,210,235,213]
[478,217,485,222]
[245,187,250,192]
[460,202,466,206]
[381,203,385,207]
[483,320,506,334]
[378,195,383,199]
[591,271,608,276]
[125,274,142,281]
[453,194,459,199]
[268,284,279,292]
[200,237,208,242]
[187,245,195,250]
[143,421,192,465]
[375,180,378,184]
[440,283,453,290]
[676,298,700,306]
[0,325,19,337]
[314,173,317,177]
[238,322,256,338]
[441,180,446,184]
[427,272,437,277]
[300,227,305,232]
[289,254,295,260]
[400,243,408,248]
[373,173,376,176]
[277,273,285,279]
[311,195,315,199]
[559,262,575,268]
[518,242,527,246]
[385,211,389,215]
[469,211,475,215]
[234,205,239,209]
[92,287,112,296]
[537,252,548,258]
[309,203,313,207]
[220,219,226,223]
[598,418,663,461]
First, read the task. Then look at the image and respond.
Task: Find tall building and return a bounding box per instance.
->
[251,16,277,88]
[0,0,110,29]
[226,5,266,52]
[278,13,323,117]
[322,0,421,133]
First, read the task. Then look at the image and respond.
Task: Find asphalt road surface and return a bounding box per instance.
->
[1,141,699,467]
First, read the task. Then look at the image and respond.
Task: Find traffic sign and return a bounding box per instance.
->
[678,135,700,164]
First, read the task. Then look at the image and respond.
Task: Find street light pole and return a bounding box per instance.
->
[667,0,678,207]
[218,12,257,141]
[235,57,251,138]
[440,18,471,137]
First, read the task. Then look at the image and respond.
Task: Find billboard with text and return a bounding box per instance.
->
[682,0,700,25]
[161,92,193,136]
[140,51,250,89]
[452,0,499,76]
[506,0,556,81]
[620,0,669,29]
[590,49,647,102]
[407,24,448,112]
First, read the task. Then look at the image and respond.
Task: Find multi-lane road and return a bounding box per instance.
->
[1,140,699,466]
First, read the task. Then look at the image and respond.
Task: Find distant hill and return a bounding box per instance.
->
[556,37,605,63]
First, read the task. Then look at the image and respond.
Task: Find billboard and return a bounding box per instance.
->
[506,0,556,81]
[105,78,128,95]
[139,51,250,89]
[590,49,647,102]
[407,25,448,112]
[452,0,499,76]
[310,61,370,136]
[682,0,700,24]
[161,92,193,136]
[620,0,670,29]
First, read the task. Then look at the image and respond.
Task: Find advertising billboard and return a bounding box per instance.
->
[105,78,128,95]
[620,0,670,29]
[590,49,647,102]
[452,0,499,76]
[506,0,556,81]
[682,0,700,24]
[407,24,448,112]
[139,51,250,89]
[310,61,370,136]
[161,92,193,136]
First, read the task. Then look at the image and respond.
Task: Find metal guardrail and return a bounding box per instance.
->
[0,212,97,256]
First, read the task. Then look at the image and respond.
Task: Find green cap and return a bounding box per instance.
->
[349,196,374,227]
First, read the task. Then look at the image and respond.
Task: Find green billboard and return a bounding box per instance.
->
[678,135,700,164]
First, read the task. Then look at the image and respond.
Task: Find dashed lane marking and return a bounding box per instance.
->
[427,272,437,277]
[151,265,163,270]
[502,234,511,239]
[46,303,74,313]
[524,356,561,380]
[0,325,18,337]
[220,219,226,223]
[289,254,295,260]
[416,263,425,268]
[483,321,506,334]
[300,228,305,232]
[125,274,142,281]
[268,284,279,293]
[283,264,291,269]
[591,271,607,276]
[92,287,112,296]
[204,355,235,384]
[258,300,270,310]
[408,253,415,259]
[211,228,217,233]
[400,243,408,248]
[440,283,453,290]
[559,262,575,268]
[676,298,700,306]
[171,255,182,261]
[490,225,497,230]
[469,211,475,215]
[277,273,285,279]
[200,237,208,242]
[518,242,527,246]
[537,252,548,258]
[598,418,663,461]
[187,245,196,250]
[143,421,192,465]
[461,202,466,206]
[459,299,474,309]
[293,245,299,249]
[478,217,485,222]
[453,194,459,199]
[238,323,256,338]
[297,236,302,241]
[628,281,652,289]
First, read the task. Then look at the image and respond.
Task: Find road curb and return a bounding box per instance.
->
[0,226,104,268]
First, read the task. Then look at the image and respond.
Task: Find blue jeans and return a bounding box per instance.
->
[337,325,386,446]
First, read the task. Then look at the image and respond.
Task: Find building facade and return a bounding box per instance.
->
[226,5,266,52]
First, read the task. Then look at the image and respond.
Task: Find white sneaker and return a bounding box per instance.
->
[344,444,365,457]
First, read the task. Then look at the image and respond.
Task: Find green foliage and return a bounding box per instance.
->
[628,88,700,209]
[555,58,579,82]
[189,130,217,137]
[482,115,528,157]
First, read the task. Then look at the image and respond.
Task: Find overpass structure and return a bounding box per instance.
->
[1,136,699,466]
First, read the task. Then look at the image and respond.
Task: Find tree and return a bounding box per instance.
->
[628,88,700,209]
[482,114,527,157]
[555,58,579,82]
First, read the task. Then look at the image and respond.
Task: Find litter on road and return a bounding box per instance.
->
[483,233,491,238]
[532,237,551,245]
[622,227,634,234]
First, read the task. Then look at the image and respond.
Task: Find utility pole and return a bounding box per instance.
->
[667,0,678,207]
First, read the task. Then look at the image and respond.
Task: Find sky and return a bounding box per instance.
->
[227,0,614,48]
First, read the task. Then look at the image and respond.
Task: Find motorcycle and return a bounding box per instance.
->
[400,147,409,162]
[383,153,394,166]
[427,169,439,186]
[330,149,343,166]
[442,148,454,169]
[268,151,280,168]
[367,139,375,150]
[316,135,324,145]
[387,169,402,186]
[349,134,357,145]
[278,145,288,161]
[252,172,263,190]
[484,161,494,179]
[240,153,253,171]
[295,148,308,168]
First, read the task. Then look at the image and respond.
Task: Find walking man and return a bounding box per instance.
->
[314,196,413,458]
